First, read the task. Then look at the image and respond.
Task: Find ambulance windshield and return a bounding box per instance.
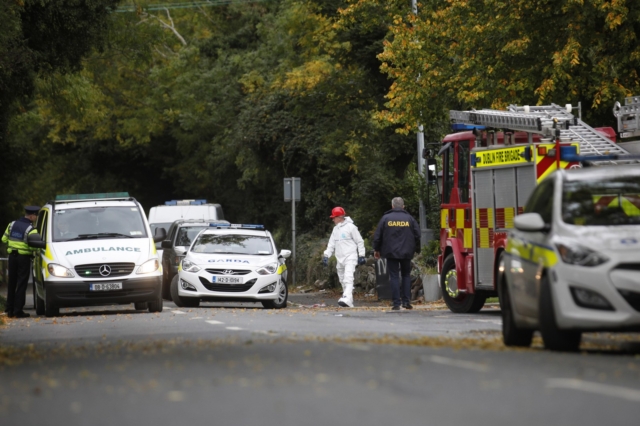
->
[54,206,148,241]
[562,177,640,226]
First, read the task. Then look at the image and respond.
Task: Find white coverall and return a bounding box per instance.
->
[323,217,366,307]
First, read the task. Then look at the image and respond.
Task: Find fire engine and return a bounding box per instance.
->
[435,102,635,313]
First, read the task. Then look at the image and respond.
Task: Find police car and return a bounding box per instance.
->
[27,193,166,317]
[499,165,640,351]
[171,224,291,309]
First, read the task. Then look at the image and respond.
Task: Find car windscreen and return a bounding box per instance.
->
[54,206,148,241]
[562,177,640,226]
[175,226,207,247]
[191,234,273,255]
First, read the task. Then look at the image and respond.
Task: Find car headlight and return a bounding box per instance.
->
[181,259,201,273]
[137,259,160,274]
[555,241,609,267]
[48,263,75,278]
[256,262,278,275]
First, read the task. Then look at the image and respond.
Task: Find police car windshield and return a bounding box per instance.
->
[54,207,147,242]
[562,176,640,226]
[191,234,273,255]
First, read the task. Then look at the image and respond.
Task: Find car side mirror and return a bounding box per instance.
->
[161,240,172,249]
[153,227,167,243]
[514,213,548,232]
[27,233,46,249]
[278,250,291,259]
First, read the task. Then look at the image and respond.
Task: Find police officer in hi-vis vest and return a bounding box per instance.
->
[373,197,421,310]
[2,206,40,318]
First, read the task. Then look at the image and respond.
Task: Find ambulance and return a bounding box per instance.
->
[27,193,166,317]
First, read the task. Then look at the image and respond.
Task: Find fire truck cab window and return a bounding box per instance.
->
[457,141,470,203]
[442,144,455,204]
[524,178,555,224]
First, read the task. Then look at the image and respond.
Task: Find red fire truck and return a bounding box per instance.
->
[436,103,629,313]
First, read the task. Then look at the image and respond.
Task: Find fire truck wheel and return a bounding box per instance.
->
[440,254,486,313]
[539,275,581,352]
[499,267,533,347]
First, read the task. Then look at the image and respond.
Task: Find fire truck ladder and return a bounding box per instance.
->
[451,104,635,165]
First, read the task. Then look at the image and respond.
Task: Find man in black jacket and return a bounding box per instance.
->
[373,197,421,310]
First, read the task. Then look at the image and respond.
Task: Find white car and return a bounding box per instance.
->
[499,165,640,351]
[171,224,291,309]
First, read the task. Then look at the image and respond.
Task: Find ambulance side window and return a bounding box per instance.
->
[457,141,470,203]
[525,179,555,225]
[442,145,455,204]
[36,210,48,240]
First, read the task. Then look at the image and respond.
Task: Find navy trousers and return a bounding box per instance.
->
[387,258,412,308]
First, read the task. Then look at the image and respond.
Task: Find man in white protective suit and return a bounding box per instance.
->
[322,207,366,307]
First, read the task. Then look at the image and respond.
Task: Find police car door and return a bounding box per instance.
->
[509,178,555,318]
[33,209,49,292]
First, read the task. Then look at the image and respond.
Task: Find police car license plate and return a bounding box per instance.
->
[90,282,123,291]
[212,276,242,284]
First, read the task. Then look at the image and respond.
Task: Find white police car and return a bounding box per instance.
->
[171,224,291,309]
[499,165,640,351]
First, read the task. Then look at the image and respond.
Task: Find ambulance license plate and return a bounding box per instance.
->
[90,282,123,291]
[212,276,242,284]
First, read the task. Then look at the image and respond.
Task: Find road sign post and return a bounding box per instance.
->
[284,178,301,287]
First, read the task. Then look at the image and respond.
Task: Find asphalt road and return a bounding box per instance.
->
[1,291,640,426]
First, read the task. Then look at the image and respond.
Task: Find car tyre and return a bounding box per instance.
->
[498,254,533,347]
[440,254,486,313]
[44,288,59,317]
[148,291,163,313]
[34,284,45,316]
[539,274,581,352]
[170,275,200,308]
[261,277,288,309]
[134,302,148,311]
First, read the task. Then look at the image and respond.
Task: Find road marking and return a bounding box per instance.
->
[172,310,186,315]
[474,319,502,324]
[190,317,203,320]
[206,320,224,325]
[424,355,490,373]
[546,378,640,402]
[226,326,243,331]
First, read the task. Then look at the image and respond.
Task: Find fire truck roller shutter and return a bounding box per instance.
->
[517,166,537,214]
[473,169,495,287]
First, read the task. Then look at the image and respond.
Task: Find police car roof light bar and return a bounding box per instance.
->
[55,192,131,202]
[210,223,265,229]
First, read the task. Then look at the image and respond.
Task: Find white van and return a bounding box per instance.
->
[27,192,167,317]
[148,200,224,256]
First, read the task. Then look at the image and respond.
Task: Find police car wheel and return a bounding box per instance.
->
[499,264,533,347]
[170,275,200,308]
[440,254,486,313]
[134,302,148,311]
[539,274,581,352]
[35,287,45,316]
[261,277,288,309]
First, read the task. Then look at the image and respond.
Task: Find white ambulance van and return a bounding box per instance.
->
[148,199,224,257]
[27,192,167,317]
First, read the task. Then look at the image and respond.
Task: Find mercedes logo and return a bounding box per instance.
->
[222,270,234,275]
[99,264,112,277]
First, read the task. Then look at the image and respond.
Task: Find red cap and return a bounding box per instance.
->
[330,207,345,218]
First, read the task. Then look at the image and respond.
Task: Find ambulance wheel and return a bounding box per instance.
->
[170,275,200,308]
[148,292,163,313]
[134,302,148,311]
[498,258,533,347]
[539,275,581,352]
[440,254,486,313]
[35,285,45,316]
[44,289,59,317]
[262,276,288,309]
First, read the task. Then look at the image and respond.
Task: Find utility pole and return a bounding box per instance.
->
[284,177,301,286]
[412,0,429,247]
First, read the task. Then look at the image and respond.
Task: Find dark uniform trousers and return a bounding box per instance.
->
[7,252,32,314]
